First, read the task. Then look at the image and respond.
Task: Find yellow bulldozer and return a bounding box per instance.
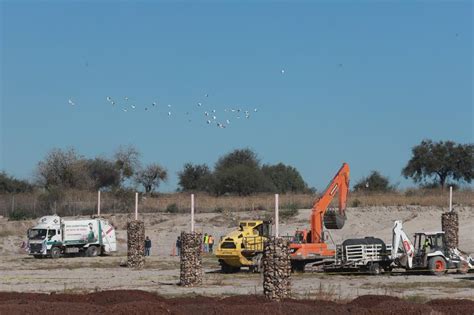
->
[215,220,272,273]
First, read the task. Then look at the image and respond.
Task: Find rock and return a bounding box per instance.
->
[263,237,291,301]
[442,211,459,249]
[180,232,202,287]
[127,220,145,269]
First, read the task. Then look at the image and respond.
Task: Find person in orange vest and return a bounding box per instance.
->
[208,235,214,253]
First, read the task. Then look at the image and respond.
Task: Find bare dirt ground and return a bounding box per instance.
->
[1,290,474,315]
[0,206,473,310]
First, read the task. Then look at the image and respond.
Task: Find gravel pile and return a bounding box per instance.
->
[262,237,291,301]
[441,211,459,249]
[180,232,202,287]
[127,220,145,269]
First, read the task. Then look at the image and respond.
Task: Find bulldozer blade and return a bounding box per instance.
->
[324,211,346,229]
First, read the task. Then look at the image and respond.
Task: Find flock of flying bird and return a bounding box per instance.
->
[69,94,259,129]
[67,69,289,128]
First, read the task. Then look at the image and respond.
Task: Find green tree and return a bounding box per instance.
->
[177,163,213,192]
[261,163,309,193]
[86,158,121,190]
[402,140,473,189]
[353,171,394,192]
[214,148,260,172]
[214,165,266,196]
[0,171,33,193]
[213,148,266,195]
[135,163,168,193]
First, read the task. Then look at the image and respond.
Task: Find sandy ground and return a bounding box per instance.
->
[0,206,473,301]
[0,255,473,301]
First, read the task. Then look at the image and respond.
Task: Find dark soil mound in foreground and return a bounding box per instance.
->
[0,290,473,315]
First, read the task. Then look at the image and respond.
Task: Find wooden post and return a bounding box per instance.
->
[191,194,195,232]
[275,194,279,237]
[135,192,138,220]
[449,186,453,212]
[97,190,101,217]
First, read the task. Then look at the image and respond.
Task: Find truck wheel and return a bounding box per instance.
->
[221,261,240,274]
[221,261,233,274]
[50,247,61,259]
[85,246,99,257]
[251,254,263,273]
[369,263,382,276]
[429,257,447,276]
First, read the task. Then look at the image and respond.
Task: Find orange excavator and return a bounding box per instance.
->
[290,163,350,271]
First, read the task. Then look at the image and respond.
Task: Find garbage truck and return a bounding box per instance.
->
[27,215,117,258]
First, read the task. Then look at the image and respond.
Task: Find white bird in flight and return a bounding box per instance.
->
[68,99,75,106]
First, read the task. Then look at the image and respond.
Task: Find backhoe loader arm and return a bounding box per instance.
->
[310,163,350,243]
[392,220,414,269]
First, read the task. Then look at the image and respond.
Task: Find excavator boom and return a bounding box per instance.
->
[310,163,350,243]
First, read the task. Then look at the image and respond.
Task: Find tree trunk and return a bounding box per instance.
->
[438,173,447,189]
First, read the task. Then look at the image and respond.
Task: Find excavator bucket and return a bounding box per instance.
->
[323,210,346,229]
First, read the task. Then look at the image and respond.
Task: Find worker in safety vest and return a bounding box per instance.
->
[423,238,432,251]
[208,235,214,253]
[203,233,209,252]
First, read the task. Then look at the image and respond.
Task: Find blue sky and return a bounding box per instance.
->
[1,1,472,191]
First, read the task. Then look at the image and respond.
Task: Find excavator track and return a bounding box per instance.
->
[324,210,346,229]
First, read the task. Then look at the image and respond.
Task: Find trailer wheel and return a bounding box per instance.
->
[291,261,306,273]
[457,261,469,274]
[50,247,61,259]
[429,256,447,276]
[369,263,382,275]
[85,246,99,257]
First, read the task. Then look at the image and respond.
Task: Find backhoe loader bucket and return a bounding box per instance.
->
[324,210,346,229]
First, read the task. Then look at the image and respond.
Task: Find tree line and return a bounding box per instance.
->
[0,140,472,196]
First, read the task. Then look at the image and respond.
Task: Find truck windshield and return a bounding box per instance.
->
[28,229,47,240]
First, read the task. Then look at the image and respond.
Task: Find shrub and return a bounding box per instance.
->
[351,199,362,207]
[166,203,180,214]
[214,207,225,213]
[8,210,34,221]
[280,203,299,219]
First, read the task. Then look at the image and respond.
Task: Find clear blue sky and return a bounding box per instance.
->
[1,1,472,192]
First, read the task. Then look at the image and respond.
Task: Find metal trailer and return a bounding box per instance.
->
[323,238,392,275]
